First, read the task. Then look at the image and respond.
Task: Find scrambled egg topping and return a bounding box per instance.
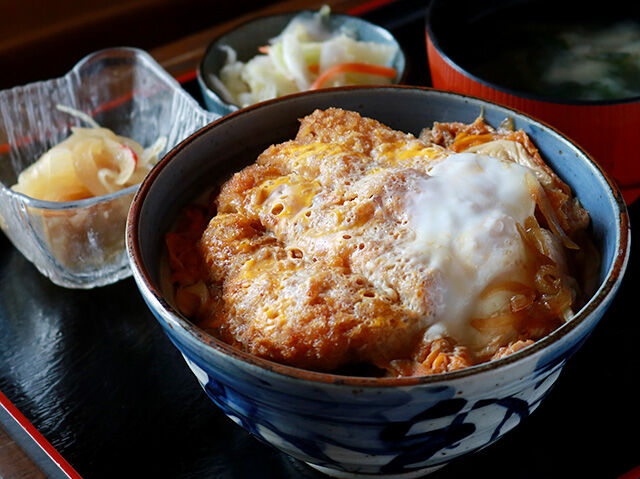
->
[167,108,591,377]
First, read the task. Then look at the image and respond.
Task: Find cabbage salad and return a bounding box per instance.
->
[211,6,399,108]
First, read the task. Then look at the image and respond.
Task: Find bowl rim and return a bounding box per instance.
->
[0,47,210,211]
[127,84,630,388]
[425,0,640,107]
[196,9,407,111]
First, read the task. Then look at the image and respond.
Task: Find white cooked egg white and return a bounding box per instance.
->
[406,153,537,351]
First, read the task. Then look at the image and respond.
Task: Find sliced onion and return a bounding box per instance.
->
[140,136,167,168]
[526,174,579,250]
[103,137,136,186]
[56,104,100,129]
[13,106,166,202]
[72,138,111,196]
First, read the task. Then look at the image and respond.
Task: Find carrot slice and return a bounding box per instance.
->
[309,62,397,90]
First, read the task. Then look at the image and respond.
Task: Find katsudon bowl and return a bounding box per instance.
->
[126,87,629,477]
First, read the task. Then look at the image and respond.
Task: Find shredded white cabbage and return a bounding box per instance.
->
[211,6,399,108]
[11,105,167,202]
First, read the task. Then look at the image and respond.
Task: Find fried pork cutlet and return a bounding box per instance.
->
[166,108,592,377]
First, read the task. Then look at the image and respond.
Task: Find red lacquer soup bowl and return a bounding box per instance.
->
[426,0,640,204]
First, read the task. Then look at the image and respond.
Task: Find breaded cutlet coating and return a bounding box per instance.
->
[200,108,454,371]
[166,107,590,376]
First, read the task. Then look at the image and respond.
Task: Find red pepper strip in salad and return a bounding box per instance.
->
[122,144,138,167]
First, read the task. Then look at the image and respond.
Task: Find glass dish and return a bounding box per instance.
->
[0,47,218,289]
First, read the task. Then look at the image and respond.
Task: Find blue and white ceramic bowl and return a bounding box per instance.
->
[126,87,629,478]
[197,11,406,116]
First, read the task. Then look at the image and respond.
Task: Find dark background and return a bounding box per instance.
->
[0,0,283,90]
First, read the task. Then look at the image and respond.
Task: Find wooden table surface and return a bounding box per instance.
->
[0,0,398,477]
[0,425,45,479]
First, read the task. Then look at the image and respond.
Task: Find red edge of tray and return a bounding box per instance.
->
[0,390,82,478]
[618,465,640,479]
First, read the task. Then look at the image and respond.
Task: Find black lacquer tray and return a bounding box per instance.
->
[1,2,639,477]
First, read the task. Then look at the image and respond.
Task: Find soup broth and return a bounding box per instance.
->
[447,1,640,102]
